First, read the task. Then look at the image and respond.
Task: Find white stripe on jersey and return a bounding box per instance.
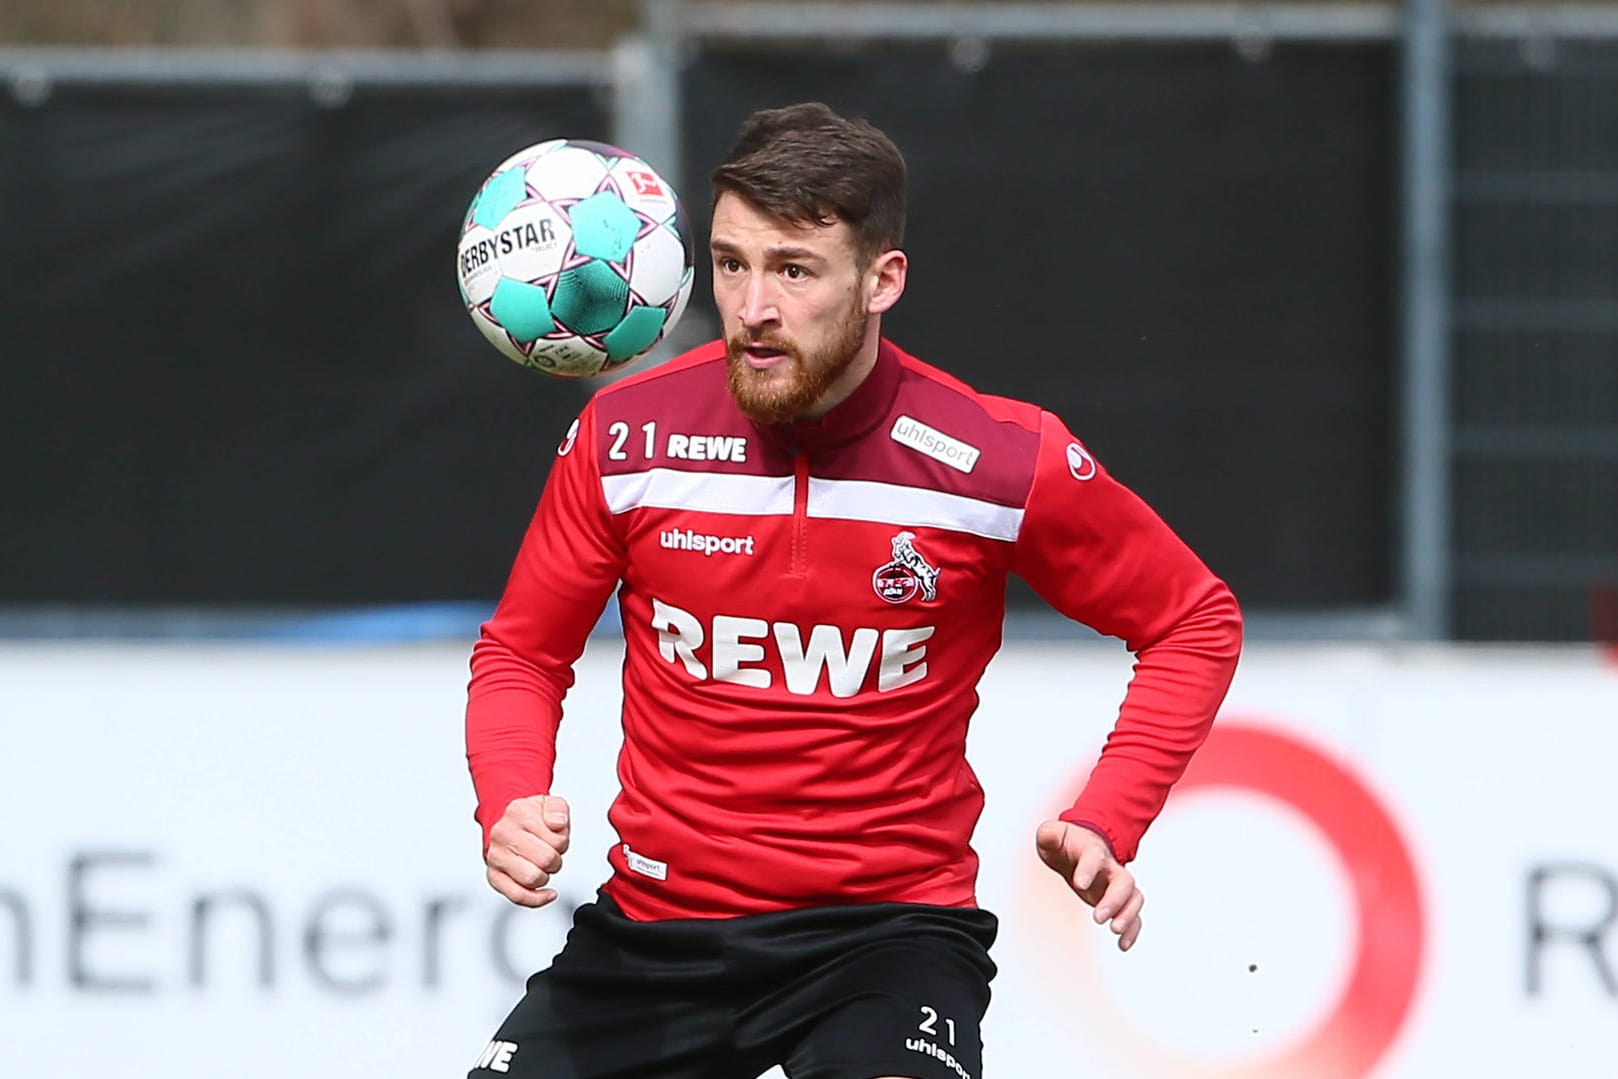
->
[602,468,1023,541]
[807,477,1024,542]
[602,468,795,516]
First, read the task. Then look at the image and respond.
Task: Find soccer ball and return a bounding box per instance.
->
[456,139,695,378]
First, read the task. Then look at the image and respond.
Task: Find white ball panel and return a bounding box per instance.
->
[456,224,501,305]
[524,145,610,204]
[606,157,680,221]
[665,269,694,331]
[626,223,687,305]
[491,202,572,283]
[528,335,608,378]
[489,138,567,179]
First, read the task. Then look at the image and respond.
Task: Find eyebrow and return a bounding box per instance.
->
[709,239,828,264]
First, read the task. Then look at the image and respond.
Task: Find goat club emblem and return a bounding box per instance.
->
[872,531,940,604]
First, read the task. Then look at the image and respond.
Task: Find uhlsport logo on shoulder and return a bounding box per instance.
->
[873,531,940,604]
[891,415,981,473]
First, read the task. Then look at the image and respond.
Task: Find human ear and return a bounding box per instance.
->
[866,249,908,314]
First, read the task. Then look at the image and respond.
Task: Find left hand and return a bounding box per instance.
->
[1035,819,1144,951]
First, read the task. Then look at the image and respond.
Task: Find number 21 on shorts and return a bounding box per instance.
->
[918,1005,956,1045]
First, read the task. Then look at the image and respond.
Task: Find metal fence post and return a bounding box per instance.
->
[1400,0,1454,639]
[613,0,684,186]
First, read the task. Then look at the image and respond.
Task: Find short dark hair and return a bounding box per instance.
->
[711,102,906,267]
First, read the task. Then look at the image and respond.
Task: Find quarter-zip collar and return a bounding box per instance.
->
[751,339,903,456]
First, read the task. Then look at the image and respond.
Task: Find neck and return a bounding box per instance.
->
[800,321,881,420]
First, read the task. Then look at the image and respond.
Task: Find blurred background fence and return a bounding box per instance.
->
[1449,10,1618,639]
[0,0,1613,642]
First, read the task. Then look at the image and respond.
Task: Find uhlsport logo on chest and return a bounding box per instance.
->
[873,531,940,604]
[660,528,756,556]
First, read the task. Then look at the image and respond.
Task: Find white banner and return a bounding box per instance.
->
[0,640,1614,1077]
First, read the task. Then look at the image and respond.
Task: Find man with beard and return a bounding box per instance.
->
[464,103,1242,1079]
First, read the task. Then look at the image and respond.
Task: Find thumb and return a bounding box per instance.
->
[540,794,570,831]
[1034,820,1071,869]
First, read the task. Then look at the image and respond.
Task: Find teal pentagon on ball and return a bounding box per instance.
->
[552,261,630,335]
[489,278,555,343]
[471,167,528,230]
[568,191,641,262]
[603,305,669,362]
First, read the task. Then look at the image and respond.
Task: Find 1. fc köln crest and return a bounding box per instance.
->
[872,531,940,604]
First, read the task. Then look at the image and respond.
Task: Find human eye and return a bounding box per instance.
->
[715,255,743,274]
[782,263,811,281]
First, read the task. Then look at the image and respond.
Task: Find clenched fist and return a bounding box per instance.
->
[485,794,571,908]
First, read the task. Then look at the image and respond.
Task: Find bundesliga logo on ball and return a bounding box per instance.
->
[456,139,696,378]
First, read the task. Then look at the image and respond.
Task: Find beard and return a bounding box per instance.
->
[725,303,869,425]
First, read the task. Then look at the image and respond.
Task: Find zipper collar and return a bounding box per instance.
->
[752,339,902,456]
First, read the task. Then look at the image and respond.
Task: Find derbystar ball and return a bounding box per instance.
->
[456,139,695,378]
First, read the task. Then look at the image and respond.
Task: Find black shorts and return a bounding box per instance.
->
[468,892,998,1079]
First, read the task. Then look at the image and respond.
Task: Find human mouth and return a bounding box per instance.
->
[741,344,790,370]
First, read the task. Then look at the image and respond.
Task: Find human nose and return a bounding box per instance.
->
[737,272,778,330]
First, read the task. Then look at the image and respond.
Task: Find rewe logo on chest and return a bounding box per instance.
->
[651,597,934,698]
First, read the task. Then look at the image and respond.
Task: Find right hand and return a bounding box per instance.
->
[484,794,571,908]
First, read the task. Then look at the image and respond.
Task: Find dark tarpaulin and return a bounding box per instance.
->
[3,43,1398,614]
[0,83,605,604]
[682,39,1397,611]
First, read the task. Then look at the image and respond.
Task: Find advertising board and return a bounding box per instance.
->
[0,641,1612,1076]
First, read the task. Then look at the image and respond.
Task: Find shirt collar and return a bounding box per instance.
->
[752,339,902,455]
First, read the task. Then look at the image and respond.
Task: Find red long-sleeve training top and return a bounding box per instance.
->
[466,339,1242,921]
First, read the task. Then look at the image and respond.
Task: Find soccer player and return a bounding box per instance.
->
[464,102,1242,1079]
